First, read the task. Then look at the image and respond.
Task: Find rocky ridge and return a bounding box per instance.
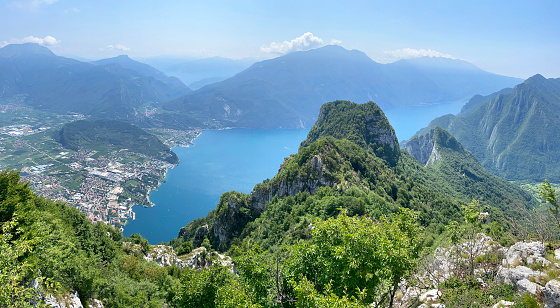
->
[398,236,560,308]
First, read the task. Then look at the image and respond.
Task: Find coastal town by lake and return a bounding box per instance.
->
[0,104,200,230]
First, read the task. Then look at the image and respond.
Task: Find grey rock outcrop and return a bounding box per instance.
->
[405,131,440,166]
[496,266,545,285]
[179,247,236,273]
[503,241,550,267]
[492,300,515,308]
[516,278,543,295]
[543,279,560,308]
[193,224,209,247]
[142,244,235,272]
[45,291,104,308]
[144,245,180,267]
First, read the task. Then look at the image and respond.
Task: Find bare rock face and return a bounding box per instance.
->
[496,266,545,285]
[503,241,550,267]
[492,300,515,308]
[179,247,236,273]
[516,278,544,295]
[544,280,560,308]
[45,291,98,308]
[144,245,181,267]
[193,224,209,247]
[405,131,439,166]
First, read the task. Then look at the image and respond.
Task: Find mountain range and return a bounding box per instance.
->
[0,43,190,122]
[164,45,522,129]
[143,56,256,89]
[408,74,560,182]
[178,100,534,252]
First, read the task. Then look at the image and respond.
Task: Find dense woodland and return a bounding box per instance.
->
[2,100,559,307]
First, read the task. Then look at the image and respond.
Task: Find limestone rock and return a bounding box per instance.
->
[544,279,560,308]
[193,224,209,247]
[405,131,438,166]
[554,248,560,261]
[45,291,83,308]
[496,265,544,285]
[179,246,236,273]
[144,245,181,267]
[419,289,442,304]
[503,241,548,267]
[418,304,445,308]
[516,278,543,295]
[492,300,515,308]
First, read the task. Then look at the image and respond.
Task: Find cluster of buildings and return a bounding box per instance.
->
[21,149,174,230]
[0,124,50,137]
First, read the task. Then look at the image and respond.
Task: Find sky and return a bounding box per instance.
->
[1,0,558,79]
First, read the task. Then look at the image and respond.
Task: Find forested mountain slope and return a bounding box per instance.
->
[163,45,520,129]
[409,75,560,182]
[176,101,534,253]
[56,120,179,164]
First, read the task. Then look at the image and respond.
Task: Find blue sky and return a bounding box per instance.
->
[1,0,558,78]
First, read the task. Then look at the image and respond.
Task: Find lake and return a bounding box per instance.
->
[123,128,310,243]
[123,101,465,243]
[384,101,465,141]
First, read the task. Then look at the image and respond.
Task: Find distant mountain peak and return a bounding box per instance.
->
[405,126,464,166]
[301,100,400,166]
[525,73,546,83]
[0,43,56,58]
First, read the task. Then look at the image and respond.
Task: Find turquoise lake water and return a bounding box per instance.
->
[123,128,310,244]
[123,101,465,244]
[384,101,465,141]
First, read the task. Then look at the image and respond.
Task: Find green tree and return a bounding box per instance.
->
[540,179,560,231]
[285,208,423,307]
[0,217,54,307]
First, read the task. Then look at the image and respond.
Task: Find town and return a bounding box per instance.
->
[0,110,199,231]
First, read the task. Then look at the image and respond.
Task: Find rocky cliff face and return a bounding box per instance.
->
[405,131,440,167]
[405,127,447,166]
[210,154,334,250]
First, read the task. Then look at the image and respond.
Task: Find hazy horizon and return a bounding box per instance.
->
[1,0,559,79]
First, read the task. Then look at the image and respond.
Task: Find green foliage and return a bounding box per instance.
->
[285,209,422,306]
[171,265,235,308]
[0,169,184,306]
[414,75,560,182]
[540,179,560,230]
[0,217,55,307]
[301,100,400,166]
[56,120,178,164]
[440,276,517,307]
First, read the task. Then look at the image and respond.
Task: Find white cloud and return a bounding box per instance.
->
[261,32,342,54]
[385,48,455,60]
[103,44,131,52]
[8,0,59,9]
[0,35,60,47]
[63,7,80,14]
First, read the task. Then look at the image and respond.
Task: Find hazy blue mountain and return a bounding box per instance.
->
[407,75,560,182]
[145,56,255,85]
[93,54,190,95]
[164,45,522,129]
[0,44,190,122]
[188,77,229,90]
[457,87,514,116]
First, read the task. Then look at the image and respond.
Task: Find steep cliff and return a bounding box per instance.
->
[409,75,560,181]
[301,100,400,166]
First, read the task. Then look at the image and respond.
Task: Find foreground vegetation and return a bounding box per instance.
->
[3,100,559,307]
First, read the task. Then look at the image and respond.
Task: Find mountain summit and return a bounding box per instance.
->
[164,45,521,129]
[409,75,560,182]
[0,43,190,123]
